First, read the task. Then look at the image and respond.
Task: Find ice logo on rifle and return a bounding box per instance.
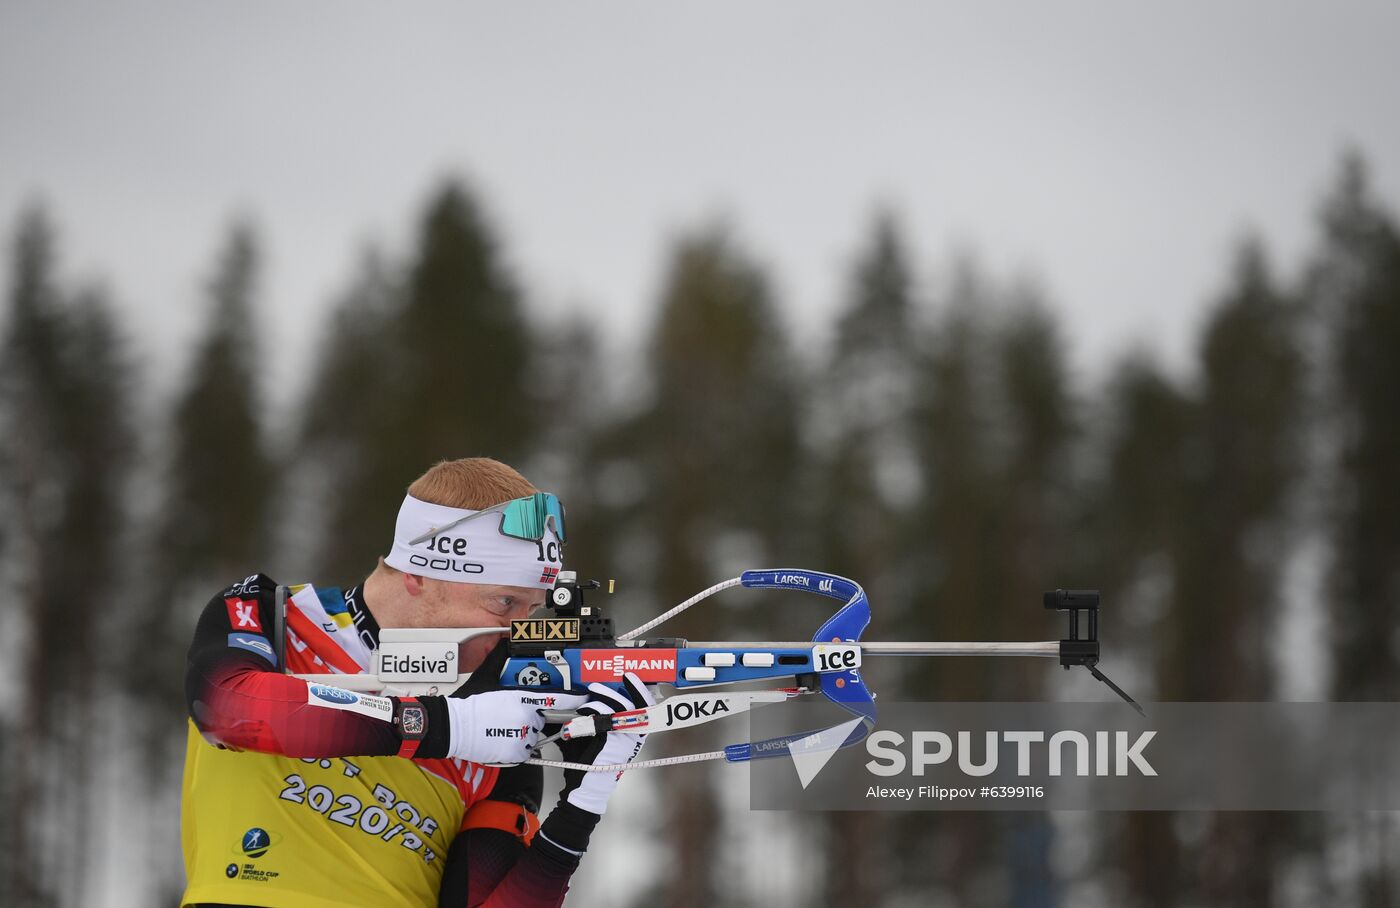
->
[308,684,358,706]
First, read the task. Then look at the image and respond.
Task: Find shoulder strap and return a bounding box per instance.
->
[273,584,287,671]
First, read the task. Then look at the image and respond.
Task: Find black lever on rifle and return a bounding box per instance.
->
[1045,589,1145,716]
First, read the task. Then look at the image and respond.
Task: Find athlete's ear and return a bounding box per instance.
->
[402,572,427,598]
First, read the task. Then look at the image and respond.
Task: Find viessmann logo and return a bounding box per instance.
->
[579,649,678,681]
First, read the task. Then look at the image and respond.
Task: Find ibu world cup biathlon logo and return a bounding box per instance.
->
[238,827,279,859]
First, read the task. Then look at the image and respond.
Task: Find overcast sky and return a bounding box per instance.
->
[2,2,1398,407]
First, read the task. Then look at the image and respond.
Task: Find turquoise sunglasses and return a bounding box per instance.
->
[408,492,567,546]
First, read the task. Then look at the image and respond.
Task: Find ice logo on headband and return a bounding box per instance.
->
[416,528,560,569]
[386,494,564,588]
[413,533,485,577]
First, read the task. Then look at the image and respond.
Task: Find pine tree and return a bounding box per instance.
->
[906,262,1003,701]
[1,204,70,908]
[628,226,799,908]
[993,294,1076,907]
[1309,153,1400,907]
[895,266,999,903]
[817,210,923,570]
[53,286,138,907]
[995,292,1076,698]
[288,245,401,574]
[309,181,535,584]
[0,206,136,907]
[1313,155,1400,701]
[1095,239,1304,906]
[899,264,1077,904]
[1163,239,1301,702]
[131,221,275,756]
[810,211,920,905]
[1091,355,1193,908]
[1177,239,1304,906]
[524,316,615,575]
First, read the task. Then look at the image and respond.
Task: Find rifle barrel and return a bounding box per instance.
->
[682,641,1061,657]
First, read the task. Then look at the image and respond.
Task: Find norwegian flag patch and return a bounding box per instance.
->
[539,566,560,584]
[225,596,263,632]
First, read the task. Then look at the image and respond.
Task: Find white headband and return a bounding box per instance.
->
[384,494,563,589]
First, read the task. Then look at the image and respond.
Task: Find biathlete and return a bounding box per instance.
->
[181,457,649,907]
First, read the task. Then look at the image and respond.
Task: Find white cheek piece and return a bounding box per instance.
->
[384,494,562,589]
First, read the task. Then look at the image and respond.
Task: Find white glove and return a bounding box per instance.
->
[444,689,587,766]
[557,672,655,815]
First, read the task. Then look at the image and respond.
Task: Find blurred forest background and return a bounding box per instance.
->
[2,149,1399,908]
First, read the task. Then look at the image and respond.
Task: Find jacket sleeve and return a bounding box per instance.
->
[439,766,600,908]
[184,573,404,758]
